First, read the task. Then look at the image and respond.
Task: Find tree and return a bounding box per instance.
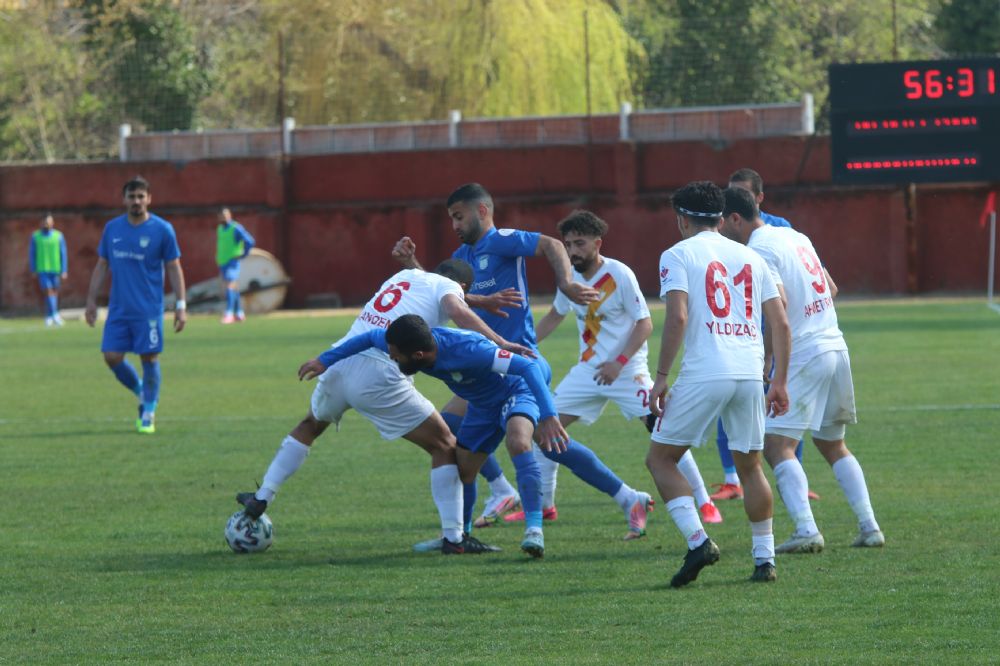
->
[934,0,1000,56]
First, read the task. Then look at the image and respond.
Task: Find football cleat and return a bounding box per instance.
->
[699,501,723,524]
[750,562,777,583]
[235,311,246,322]
[236,491,268,520]
[53,315,65,327]
[441,534,502,555]
[851,529,885,548]
[670,538,720,588]
[623,492,655,541]
[221,313,236,325]
[775,532,825,554]
[520,529,545,558]
[473,493,521,528]
[44,317,55,328]
[503,505,558,523]
[412,536,444,553]
[709,483,743,501]
[136,412,155,434]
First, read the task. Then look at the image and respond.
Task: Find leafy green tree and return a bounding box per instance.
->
[934,0,1000,55]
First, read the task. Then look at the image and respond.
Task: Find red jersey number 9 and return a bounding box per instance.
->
[795,247,827,294]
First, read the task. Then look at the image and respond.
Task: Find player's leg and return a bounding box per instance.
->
[710,419,744,500]
[402,412,467,549]
[504,415,545,558]
[220,262,239,323]
[724,381,776,582]
[132,317,165,433]
[101,318,144,418]
[230,278,245,322]
[765,432,823,553]
[677,449,722,524]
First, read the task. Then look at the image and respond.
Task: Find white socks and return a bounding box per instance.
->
[677,450,712,507]
[488,473,518,500]
[833,455,880,532]
[724,471,741,486]
[257,436,310,503]
[613,483,636,510]
[774,459,819,536]
[533,443,559,508]
[751,518,775,564]
[666,496,707,549]
[430,465,463,544]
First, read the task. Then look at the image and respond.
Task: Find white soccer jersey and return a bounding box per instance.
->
[658,230,779,382]
[747,225,847,367]
[333,269,464,362]
[553,257,651,370]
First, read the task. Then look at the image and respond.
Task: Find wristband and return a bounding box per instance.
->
[615,354,629,365]
[175,299,186,310]
[656,370,669,376]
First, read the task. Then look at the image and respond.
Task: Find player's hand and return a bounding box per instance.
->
[499,340,536,359]
[535,416,570,453]
[593,360,624,386]
[61,273,68,280]
[765,380,789,417]
[173,308,187,333]
[84,302,98,327]
[649,374,670,417]
[473,288,523,318]
[562,281,600,305]
[298,358,327,381]
[391,236,418,267]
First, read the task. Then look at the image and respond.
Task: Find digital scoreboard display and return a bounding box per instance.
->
[829,59,1000,184]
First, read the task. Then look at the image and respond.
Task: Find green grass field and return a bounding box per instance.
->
[2,299,998,664]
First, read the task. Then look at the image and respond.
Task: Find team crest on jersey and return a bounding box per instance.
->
[478,256,489,270]
[450,372,465,383]
[139,236,151,248]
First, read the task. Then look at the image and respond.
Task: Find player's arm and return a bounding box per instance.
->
[762,296,791,417]
[594,316,653,386]
[762,283,788,382]
[464,289,523,319]
[823,268,839,298]
[535,235,599,305]
[534,306,566,344]
[391,236,424,270]
[28,236,37,274]
[650,291,687,417]
[84,258,109,327]
[442,293,534,357]
[503,354,569,452]
[165,259,187,333]
[60,234,68,279]
[301,330,387,380]
[237,225,255,257]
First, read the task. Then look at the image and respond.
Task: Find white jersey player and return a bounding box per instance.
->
[235,259,530,555]
[647,181,791,588]
[721,186,884,552]
[532,210,721,532]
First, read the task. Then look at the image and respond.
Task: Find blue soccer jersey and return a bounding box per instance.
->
[452,227,540,349]
[98,214,181,320]
[317,327,557,418]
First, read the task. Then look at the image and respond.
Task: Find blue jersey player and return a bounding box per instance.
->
[85,176,187,434]
[394,183,653,543]
[706,169,833,503]
[299,314,570,558]
[216,207,255,324]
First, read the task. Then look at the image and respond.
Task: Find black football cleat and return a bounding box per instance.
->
[670,538,720,588]
[750,562,777,583]
[442,534,502,555]
[236,491,267,520]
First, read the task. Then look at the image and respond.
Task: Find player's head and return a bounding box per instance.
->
[434,258,474,293]
[386,314,437,375]
[447,183,494,245]
[217,207,232,224]
[728,168,765,204]
[671,181,724,238]
[123,176,151,217]
[41,213,54,231]
[557,210,607,274]
[721,186,761,244]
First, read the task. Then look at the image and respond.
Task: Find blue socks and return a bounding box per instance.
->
[795,439,804,462]
[110,360,141,396]
[540,439,622,497]
[226,288,242,314]
[141,359,160,415]
[46,295,58,317]
[716,419,737,475]
[511,451,543,530]
[462,482,477,534]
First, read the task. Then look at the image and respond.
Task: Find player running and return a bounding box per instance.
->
[236,260,530,555]
[298,314,570,559]
[647,181,791,587]
[84,176,187,434]
[721,186,884,552]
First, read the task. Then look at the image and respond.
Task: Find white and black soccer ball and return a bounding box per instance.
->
[224,510,273,553]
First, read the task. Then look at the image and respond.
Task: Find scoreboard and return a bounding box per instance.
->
[829,59,1000,184]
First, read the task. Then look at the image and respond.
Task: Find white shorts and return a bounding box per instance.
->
[765,349,857,441]
[651,379,765,453]
[310,353,435,440]
[553,362,653,425]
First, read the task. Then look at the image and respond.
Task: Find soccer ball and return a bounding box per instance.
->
[224,510,273,553]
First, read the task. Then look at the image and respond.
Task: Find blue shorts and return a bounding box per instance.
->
[37,273,61,290]
[101,316,164,355]
[457,382,540,454]
[219,259,241,282]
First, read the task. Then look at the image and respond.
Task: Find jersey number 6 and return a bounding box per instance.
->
[373,281,411,313]
[705,261,753,318]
